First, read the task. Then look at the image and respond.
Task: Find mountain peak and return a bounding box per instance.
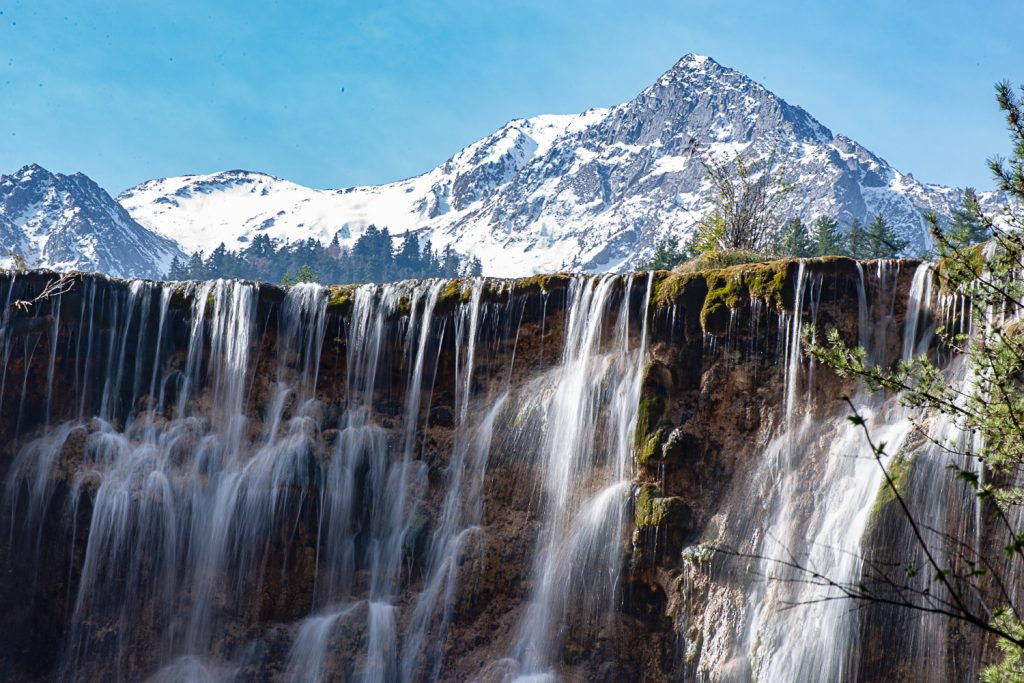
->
[22,54,974,278]
[660,53,730,81]
[674,53,718,71]
[0,164,183,278]
[8,163,55,183]
[642,52,752,99]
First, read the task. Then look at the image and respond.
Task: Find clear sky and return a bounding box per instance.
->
[0,1,1021,193]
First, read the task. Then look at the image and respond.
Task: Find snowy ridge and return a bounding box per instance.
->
[3,54,993,278]
[120,54,986,276]
[0,164,183,278]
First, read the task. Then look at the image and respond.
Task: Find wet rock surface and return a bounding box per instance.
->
[2,260,993,683]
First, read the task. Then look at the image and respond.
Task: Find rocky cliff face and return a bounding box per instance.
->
[0,262,1006,682]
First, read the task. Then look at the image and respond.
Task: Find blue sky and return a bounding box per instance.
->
[0,1,1021,193]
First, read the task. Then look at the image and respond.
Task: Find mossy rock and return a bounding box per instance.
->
[654,256,868,337]
[168,284,192,311]
[437,278,474,305]
[652,257,800,335]
[326,284,358,311]
[634,484,688,529]
[512,273,574,296]
[650,270,709,341]
[395,294,413,316]
[641,360,674,398]
[634,395,665,451]
[864,451,914,538]
[699,260,797,335]
[635,428,665,466]
[651,270,702,309]
[660,428,693,465]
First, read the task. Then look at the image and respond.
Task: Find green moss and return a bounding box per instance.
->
[634,484,686,529]
[745,261,790,304]
[651,271,701,309]
[169,285,191,310]
[697,260,796,334]
[634,395,664,446]
[484,279,507,298]
[865,452,914,537]
[634,484,657,528]
[326,284,357,309]
[699,271,741,333]
[635,428,665,465]
[657,256,872,334]
[513,273,573,295]
[434,278,476,314]
[438,278,458,303]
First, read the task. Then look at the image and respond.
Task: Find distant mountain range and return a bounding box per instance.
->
[1,55,993,278]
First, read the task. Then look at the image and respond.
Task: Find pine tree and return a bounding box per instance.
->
[158,229,478,286]
[464,256,483,276]
[186,251,206,279]
[949,188,989,245]
[295,264,318,283]
[778,218,813,257]
[395,232,424,279]
[439,246,461,277]
[326,233,342,260]
[206,243,233,277]
[351,225,394,282]
[166,255,186,279]
[846,218,868,259]
[638,235,700,270]
[811,216,845,257]
[864,214,908,258]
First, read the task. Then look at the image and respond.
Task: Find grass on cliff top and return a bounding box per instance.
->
[670,249,778,274]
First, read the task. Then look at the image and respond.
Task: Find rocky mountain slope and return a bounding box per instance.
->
[0,164,182,278]
[119,54,976,276]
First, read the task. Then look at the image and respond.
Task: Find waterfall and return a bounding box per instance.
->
[502,274,652,681]
[0,263,997,682]
[0,271,655,682]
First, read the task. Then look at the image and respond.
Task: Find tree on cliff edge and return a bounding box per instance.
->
[688,139,794,253]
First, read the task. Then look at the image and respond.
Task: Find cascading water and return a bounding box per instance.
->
[0,261,1001,683]
[500,274,651,681]
[0,271,654,683]
[665,259,999,683]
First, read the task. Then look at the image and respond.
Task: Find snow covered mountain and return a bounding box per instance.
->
[2,55,986,280]
[0,164,183,278]
[117,54,981,276]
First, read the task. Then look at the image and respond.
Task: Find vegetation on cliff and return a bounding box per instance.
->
[638,137,917,273]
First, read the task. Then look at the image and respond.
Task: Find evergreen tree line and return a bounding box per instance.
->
[165,225,483,285]
[777,191,988,260]
[642,198,990,272]
[776,213,909,259]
